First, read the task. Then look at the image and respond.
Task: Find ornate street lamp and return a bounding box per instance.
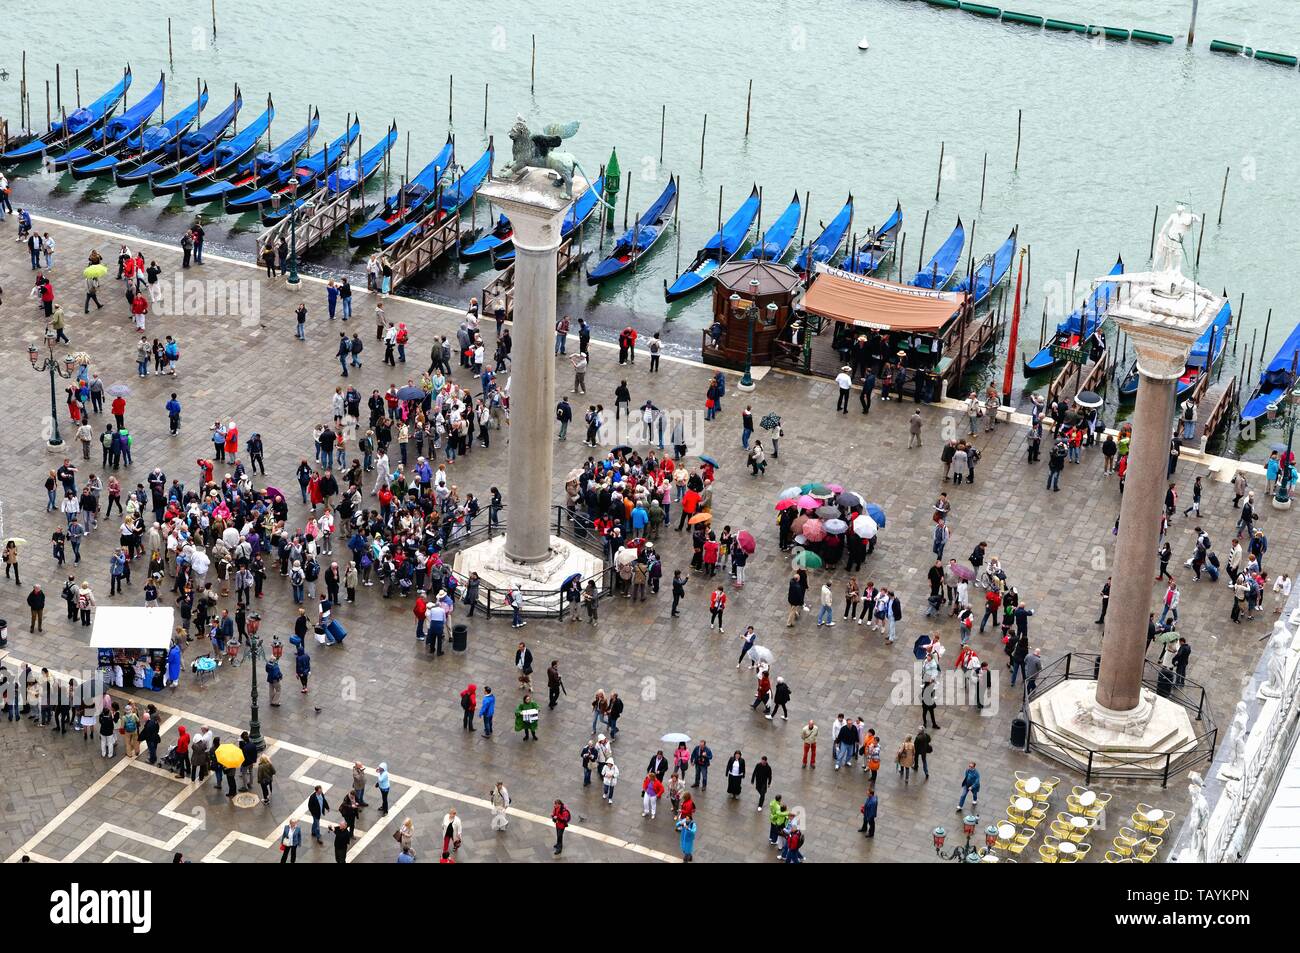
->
[246,616,266,751]
[932,815,995,862]
[29,329,77,450]
[286,177,305,286]
[1271,385,1300,506]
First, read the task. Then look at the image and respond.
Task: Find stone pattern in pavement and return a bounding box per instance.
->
[0,217,1289,863]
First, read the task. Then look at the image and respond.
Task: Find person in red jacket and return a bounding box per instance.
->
[709,586,727,633]
[174,724,191,778]
[131,291,148,331]
[111,395,127,429]
[551,799,571,855]
[413,591,428,641]
[196,458,215,485]
[223,421,239,459]
[641,771,665,819]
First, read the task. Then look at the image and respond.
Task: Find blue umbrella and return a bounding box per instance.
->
[699,454,720,468]
[866,504,886,528]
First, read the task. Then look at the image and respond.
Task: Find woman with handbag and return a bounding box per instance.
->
[489,782,511,831]
[441,808,463,858]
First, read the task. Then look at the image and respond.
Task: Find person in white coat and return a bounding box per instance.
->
[490,782,511,831]
[440,808,463,859]
[601,758,620,803]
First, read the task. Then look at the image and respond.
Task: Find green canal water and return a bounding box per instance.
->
[6,0,1299,453]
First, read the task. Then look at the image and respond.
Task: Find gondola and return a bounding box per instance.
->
[1119,298,1231,402]
[182,109,319,204]
[1,66,133,164]
[909,218,964,290]
[113,90,241,187]
[952,228,1017,307]
[349,135,454,247]
[587,175,679,285]
[664,184,760,301]
[462,215,513,260]
[1022,256,1123,375]
[381,143,492,248]
[492,173,604,267]
[793,194,853,272]
[71,84,208,181]
[741,191,801,262]
[51,72,165,171]
[261,124,399,228]
[1240,319,1300,425]
[223,119,360,213]
[839,202,902,275]
[150,98,275,196]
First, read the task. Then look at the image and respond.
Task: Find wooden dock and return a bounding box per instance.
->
[1046,346,1112,406]
[387,210,462,293]
[479,234,584,320]
[1185,375,1238,448]
[258,182,357,259]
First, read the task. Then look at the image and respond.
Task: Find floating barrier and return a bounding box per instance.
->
[959,2,1002,17]
[1254,49,1298,66]
[1044,18,1087,33]
[1001,10,1043,27]
[925,0,961,8]
[1209,39,1248,54]
[1130,30,1174,44]
[1089,25,1131,41]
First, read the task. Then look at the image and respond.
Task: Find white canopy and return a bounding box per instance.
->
[89,606,175,650]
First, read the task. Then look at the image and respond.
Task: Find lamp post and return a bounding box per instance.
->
[737,278,774,392]
[932,815,997,862]
[1269,385,1300,507]
[28,330,76,450]
[247,621,266,752]
[286,176,302,286]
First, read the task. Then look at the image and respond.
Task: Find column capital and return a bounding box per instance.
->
[480,169,590,253]
[1127,325,1195,381]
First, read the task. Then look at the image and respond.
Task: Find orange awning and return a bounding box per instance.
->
[802,265,965,334]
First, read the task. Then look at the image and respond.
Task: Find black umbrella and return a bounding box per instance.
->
[611,444,633,455]
[760,412,782,431]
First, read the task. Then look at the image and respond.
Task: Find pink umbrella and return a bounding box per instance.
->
[827,483,844,494]
[775,499,798,511]
[796,494,819,509]
[737,530,756,554]
[802,518,826,542]
[952,563,975,582]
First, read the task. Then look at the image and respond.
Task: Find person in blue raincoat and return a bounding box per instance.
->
[166,642,182,690]
[676,816,697,862]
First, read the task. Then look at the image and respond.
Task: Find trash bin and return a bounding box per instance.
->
[1156,666,1174,698]
[452,624,468,653]
[1009,715,1028,748]
[0,619,7,646]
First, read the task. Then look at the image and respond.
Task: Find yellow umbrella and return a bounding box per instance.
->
[215,743,244,770]
[688,512,713,525]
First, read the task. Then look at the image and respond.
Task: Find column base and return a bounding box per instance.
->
[1027,680,1199,777]
[45,439,66,454]
[452,534,605,615]
[1270,496,1292,511]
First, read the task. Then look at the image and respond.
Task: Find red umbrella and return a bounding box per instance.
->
[737,531,756,554]
[775,499,798,511]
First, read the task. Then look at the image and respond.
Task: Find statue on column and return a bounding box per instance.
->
[1150,205,1201,278]
[499,117,581,191]
[1258,622,1294,699]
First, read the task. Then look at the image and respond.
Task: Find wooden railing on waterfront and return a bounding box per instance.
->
[258,182,360,259]
[388,212,461,293]
[1046,346,1111,406]
[479,235,582,321]
[1189,375,1238,447]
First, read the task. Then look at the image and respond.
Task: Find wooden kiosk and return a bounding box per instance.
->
[699,260,804,371]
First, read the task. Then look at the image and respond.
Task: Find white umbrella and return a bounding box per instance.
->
[614,547,638,566]
[778,486,802,500]
[753,645,774,664]
[852,514,878,538]
[660,732,691,744]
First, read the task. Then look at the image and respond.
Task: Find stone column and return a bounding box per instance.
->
[480,171,589,564]
[1095,330,1185,711]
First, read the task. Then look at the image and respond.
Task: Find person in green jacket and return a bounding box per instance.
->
[768,795,790,847]
[514,693,540,741]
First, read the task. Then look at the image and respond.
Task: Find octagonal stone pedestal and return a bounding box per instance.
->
[452,534,605,615]
[1028,679,1200,775]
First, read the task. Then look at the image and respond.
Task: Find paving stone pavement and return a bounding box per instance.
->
[0,216,1291,863]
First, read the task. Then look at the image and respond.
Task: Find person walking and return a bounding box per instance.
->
[279,818,302,863]
[690,740,712,789]
[859,788,879,838]
[307,786,330,843]
[26,584,44,632]
[490,782,511,831]
[257,754,277,804]
[896,736,916,784]
[768,795,790,847]
[601,757,620,803]
[330,820,353,864]
[479,685,496,737]
[708,585,726,632]
[908,410,923,449]
[957,761,980,812]
[913,727,932,780]
[551,799,571,855]
[750,755,772,811]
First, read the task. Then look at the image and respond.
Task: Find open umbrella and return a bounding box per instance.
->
[815,505,840,519]
[660,732,692,745]
[614,547,638,566]
[698,454,720,468]
[852,514,878,538]
[837,491,865,509]
[791,514,809,535]
[796,494,819,510]
[793,534,807,546]
[824,518,848,535]
[107,383,130,397]
[827,483,844,494]
[264,486,285,501]
[560,572,583,589]
[83,263,108,280]
[1075,390,1103,410]
[215,743,244,770]
[611,444,633,456]
[792,550,823,569]
[395,385,426,401]
[913,635,933,660]
[866,504,886,528]
[779,486,802,500]
[802,518,826,542]
[951,563,975,582]
[760,412,782,431]
[752,645,774,664]
[688,512,713,525]
[801,482,830,495]
[4,537,27,548]
[1270,443,1289,453]
[775,498,799,511]
[1156,628,1180,644]
[736,530,756,554]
